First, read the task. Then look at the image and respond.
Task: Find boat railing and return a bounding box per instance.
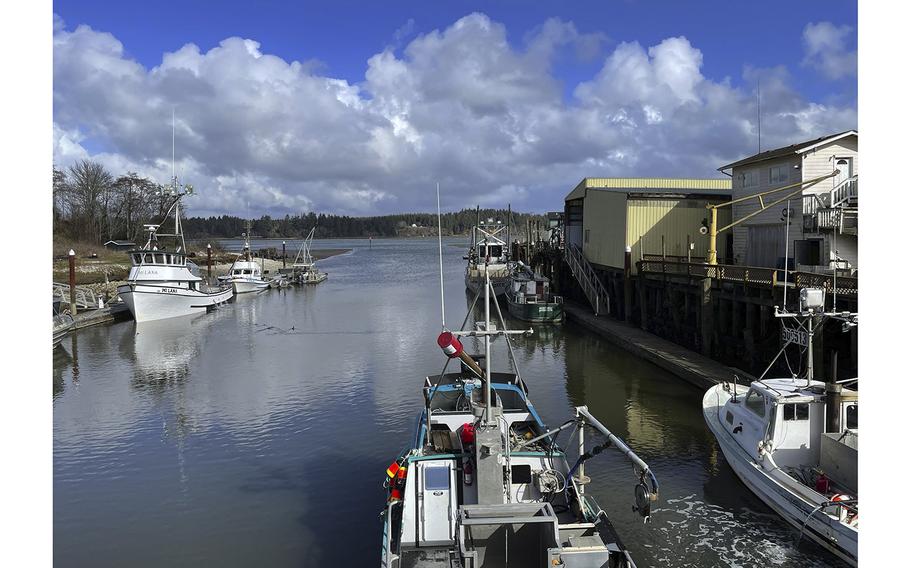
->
[381,500,401,568]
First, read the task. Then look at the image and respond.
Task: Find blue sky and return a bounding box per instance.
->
[52,1,858,215]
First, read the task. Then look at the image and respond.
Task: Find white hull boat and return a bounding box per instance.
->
[231,277,270,294]
[702,289,858,566]
[118,282,233,323]
[222,220,270,294]
[464,215,511,297]
[120,175,233,323]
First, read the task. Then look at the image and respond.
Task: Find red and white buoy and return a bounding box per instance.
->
[437,331,484,378]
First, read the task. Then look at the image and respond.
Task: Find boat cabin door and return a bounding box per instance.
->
[418,462,456,545]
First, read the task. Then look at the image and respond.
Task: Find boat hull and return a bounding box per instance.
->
[231,278,270,294]
[505,297,563,322]
[702,385,858,566]
[118,284,233,323]
[465,274,508,297]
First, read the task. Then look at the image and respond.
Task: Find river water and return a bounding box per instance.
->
[53,238,847,567]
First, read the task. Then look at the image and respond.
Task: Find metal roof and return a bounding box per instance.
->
[565,177,732,202]
[717,130,857,171]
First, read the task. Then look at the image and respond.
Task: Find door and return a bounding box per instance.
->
[420,463,455,544]
[834,158,852,187]
[746,224,786,268]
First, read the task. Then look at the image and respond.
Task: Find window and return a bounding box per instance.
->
[154,253,165,264]
[725,410,734,425]
[133,254,141,264]
[487,245,502,258]
[846,404,858,430]
[584,229,590,244]
[783,403,810,421]
[770,165,789,185]
[744,389,766,417]
[424,466,450,491]
[243,269,252,275]
[742,170,758,188]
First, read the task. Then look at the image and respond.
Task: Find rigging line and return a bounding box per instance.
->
[489,278,525,386]
[436,182,445,330]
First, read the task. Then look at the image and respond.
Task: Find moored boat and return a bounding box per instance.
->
[117,181,233,323]
[505,262,563,323]
[220,220,270,294]
[464,219,510,297]
[702,288,858,566]
[284,226,327,284]
[380,194,658,567]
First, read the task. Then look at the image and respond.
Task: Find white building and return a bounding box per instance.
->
[718,130,857,272]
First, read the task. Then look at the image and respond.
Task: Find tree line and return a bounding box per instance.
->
[53,160,549,242]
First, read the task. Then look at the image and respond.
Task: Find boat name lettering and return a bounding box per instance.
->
[161,287,179,294]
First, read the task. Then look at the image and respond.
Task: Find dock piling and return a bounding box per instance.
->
[206,244,212,281]
[68,249,77,316]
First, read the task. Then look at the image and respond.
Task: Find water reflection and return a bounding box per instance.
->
[130,313,213,387]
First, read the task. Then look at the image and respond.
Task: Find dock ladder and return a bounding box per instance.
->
[564,244,610,316]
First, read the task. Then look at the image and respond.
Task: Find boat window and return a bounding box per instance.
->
[744,390,766,417]
[487,245,502,258]
[424,466,450,491]
[846,404,858,429]
[133,254,141,264]
[783,403,810,421]
[725,410,734,425]
[243,269,252,275]
[144,253,153,264]
[155,253,165,264]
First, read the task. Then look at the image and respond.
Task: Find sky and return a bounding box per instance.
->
[52,0,858,217]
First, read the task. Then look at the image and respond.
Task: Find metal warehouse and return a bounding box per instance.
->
[564,178,733,273]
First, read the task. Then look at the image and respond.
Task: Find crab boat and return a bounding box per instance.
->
[219,219,270,294]
[505,262,563,323]
[464,220,510,298]
[118,180,233,323]
[380,237,658,568]
[703,288,858,566]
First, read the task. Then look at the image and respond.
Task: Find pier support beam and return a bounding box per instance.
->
[623,247,633,323]
[699,277,713,356]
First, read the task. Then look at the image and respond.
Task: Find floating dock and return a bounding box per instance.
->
[71,303,132,331]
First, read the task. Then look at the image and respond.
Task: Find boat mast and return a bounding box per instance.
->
[484,254,492,425]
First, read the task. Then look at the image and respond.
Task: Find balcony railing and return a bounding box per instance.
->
[803,175,858,233]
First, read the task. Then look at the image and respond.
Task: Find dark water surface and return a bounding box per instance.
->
[54,238,847,567]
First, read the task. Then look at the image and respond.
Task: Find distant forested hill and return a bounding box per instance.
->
[182,209,548,239]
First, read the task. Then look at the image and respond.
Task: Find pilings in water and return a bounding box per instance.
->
[556,252,858,381]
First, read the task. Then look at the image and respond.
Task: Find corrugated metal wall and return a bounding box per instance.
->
[581,191,626,268]
[627,198,731,269]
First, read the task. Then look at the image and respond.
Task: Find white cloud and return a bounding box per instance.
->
[802,21,857,80]
[53,14,857,216]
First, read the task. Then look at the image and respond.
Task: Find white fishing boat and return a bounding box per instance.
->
[464,218,510,297]
[703,288,858,566]
[118,181,233,323]
[220,220,270,294]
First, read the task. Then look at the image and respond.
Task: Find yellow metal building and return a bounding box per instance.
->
[564,178,733,273]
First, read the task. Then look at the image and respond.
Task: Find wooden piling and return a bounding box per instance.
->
[68,249,77,316]
[282,241,286,269]
[206,244,212,280]
[623,247,633,323]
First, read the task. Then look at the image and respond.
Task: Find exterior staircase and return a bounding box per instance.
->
[802,175,858,235]
[564,244,610,316]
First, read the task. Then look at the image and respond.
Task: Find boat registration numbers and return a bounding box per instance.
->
[780,328,808,347]
[161,287,179,294]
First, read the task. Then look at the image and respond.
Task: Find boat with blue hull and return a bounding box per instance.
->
[380,203,658,567]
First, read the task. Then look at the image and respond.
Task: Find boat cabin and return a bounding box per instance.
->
[129,249,188,267]
[722,378,858,492]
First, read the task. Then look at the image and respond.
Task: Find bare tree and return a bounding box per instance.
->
[68,160,114,242]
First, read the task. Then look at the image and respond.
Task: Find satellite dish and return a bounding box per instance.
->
[699,226,708,235]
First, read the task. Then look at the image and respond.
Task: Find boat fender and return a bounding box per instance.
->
[460,423,476,446]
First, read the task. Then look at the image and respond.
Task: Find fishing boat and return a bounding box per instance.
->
[380,189,658,568]
[285,227,327,284]
[464,219,510,297]
[703,288,858,566]
[220,220,270,294]
[505,262,563,323]
[117,180,233,323]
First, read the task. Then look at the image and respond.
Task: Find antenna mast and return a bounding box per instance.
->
[437,182,446,330]
[757,80,762,153]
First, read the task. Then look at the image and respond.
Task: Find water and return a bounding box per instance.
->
[53,238,847,567]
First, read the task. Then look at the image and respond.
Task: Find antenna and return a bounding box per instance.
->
[783,198,790,309]
[172,108,176,184]
[757,80,762,153]
[437,182,446,330]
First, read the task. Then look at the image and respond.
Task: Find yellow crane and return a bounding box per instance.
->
[706,170,840,265]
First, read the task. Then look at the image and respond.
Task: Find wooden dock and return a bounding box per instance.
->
[563,300,755,390]
[71,303,132,330]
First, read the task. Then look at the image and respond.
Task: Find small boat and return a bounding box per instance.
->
[505,262,563,323]
[703,288,858,566]
[220,220,270,294]
[464,218,510,297]
[118,181,233,323]
[53,310,75,349]
[285,227,327,284]
[380,190,658,568]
